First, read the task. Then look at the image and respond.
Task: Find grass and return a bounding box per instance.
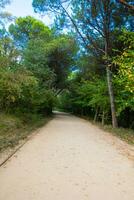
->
[76,115,134,145]
[0,112,52,152]
[99,124,134,145]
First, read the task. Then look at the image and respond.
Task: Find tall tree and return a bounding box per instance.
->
[33,0,131,127]
[9,16,51,48]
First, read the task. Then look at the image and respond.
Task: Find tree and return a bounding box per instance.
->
[33,0,124,127]
[0,14,58,114]
[46,35,77,90]
[0,36,19,68]
[9,16,51,48]
[113,30,134,115]
[23,38,55,89]
[23,34,77,91]
[0,68,38,112]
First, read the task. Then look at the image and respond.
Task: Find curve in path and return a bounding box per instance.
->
[0,112,134,200]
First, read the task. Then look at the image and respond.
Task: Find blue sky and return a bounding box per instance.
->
[5,0,52,26]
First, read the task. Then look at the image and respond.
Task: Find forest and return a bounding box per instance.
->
[0,0,134,150]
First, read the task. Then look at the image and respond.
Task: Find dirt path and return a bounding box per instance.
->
[0,112,134,200]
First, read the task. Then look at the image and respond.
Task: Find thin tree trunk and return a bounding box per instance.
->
[105,30,118,128]
[106,66,118,128]
[102,110,105,126]
[94,107,99,122]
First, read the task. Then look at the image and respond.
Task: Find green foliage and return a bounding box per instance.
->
[0,36,19,68]
[58,28,134,128]
[0,0,133,139]
[9,16,51,48]
[23,38,56,88]
[0,15,76,117]
[23,34,77,90]
[46,35,77,89]
[113,30,134,115]
[59,73,110,123]
[0,68,38,111]
[0,67,56,114]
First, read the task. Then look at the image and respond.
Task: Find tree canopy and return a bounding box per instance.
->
[0,0,133,130]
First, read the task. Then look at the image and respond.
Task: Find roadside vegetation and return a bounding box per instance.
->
[77,115,134,145]
[0,113,51,152]
[101,125,134,145]
[0,0,134,151]
[0,1,76,151]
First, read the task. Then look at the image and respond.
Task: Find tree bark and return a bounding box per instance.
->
[102,110,105,126]
[104,7,118,128]
[94,107,99,122]
[106,66,118,128]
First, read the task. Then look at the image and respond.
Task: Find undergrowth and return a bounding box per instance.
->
[0,112,51,152]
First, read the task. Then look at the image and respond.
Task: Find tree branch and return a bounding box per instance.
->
[59,3,88,47]
[118,0,134,11]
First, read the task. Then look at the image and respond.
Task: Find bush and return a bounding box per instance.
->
[0,68,55,115]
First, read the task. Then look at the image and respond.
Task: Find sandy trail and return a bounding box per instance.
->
[0,112,134,200]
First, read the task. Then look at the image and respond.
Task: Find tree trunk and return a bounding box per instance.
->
[106,66,118,128]
[94,107,99,122]
[105,30,118,128]
[102,110,105,126]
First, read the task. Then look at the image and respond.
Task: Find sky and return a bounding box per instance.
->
[5,0,53,26]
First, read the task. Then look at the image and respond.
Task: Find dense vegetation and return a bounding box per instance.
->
[0,15,76,115]
[32,0,134,129]
[0,0,134,150]
[0,1,76,151]
[58,29,134,128]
